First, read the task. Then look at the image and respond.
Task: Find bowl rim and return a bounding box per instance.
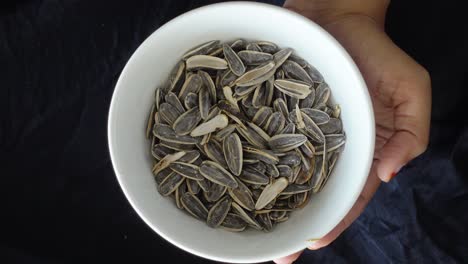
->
[107,1,375,263]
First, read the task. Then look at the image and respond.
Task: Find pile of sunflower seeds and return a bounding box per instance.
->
[145,40,345,232]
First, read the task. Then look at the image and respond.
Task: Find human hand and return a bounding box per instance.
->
[275,0,431,263]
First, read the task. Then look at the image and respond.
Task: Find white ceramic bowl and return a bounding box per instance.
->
[108,2,374,263]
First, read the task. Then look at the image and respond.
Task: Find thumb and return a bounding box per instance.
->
[376,130,427,182]
[274,250,303,264]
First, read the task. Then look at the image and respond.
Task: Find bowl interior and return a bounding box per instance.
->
[108,2,374,263]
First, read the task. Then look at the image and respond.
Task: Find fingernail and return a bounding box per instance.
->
[389,165,403,181]
[308,241,321,250]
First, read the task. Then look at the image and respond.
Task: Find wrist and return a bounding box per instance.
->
[283,0,390,28]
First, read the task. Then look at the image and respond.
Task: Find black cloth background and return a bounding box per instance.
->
[1,0,467,263]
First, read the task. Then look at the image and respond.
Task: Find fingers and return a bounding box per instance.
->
[309,169,380,250]
[274,250,303,264]
[377,69,431,182]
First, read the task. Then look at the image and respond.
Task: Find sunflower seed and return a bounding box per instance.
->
[273,98,289,118]
[274,79,312,99]
[229,179,255,211]
[204,140,228,168]
[299,88,315,108]
[329,104,340,118]
[205,182,227,202]
[243,146,279,164]
[289,54,308,68]
[152,151,186,174]
[223,111,247,130]
[240,167,269,185]
[282,60,313,84]
[146,103,156,139]
[252,106,273,127]
[159,103,183,126]
[318,152,339,192]
[166,61,186,94]
[165,92,186,114]
[151,144,174,160]
[182,40,220,59]
[278,152,301,167]
[153,124,201,144]
[257,213,273,232]
[175,181,186,209]
[198,70,216,103]
[197,178,210,192]
[280,126,296,139]
[221,213,247,232]
[237,125,268,149]
[241,103,257,120]
[255,177,288,210]
[211,124,235,141]
[231,202,262,229]
[206,105,221,121]
[223,44,245,76]
[298,148,311,171]
[310,155,325,190]
[287,96,300,113]
[207,196,232,227]
[178,73,203,100]
[248,160,266,174]
[263,163,279,178]
[277,165,293,179]
[246,43,262,52]
[252,83,267,108]
[238,50,273,65]
[275,69,285,79]
[246,122,271,142]
[235,84,257,97]
[170,162,203,181]
[315,134,346,154]
[219,69,237,88]
[301,108,330,125]
[269,210,288,221]
[197,87,211,120]
[208,47,223,57]
[314,83,331,106]
[217,100,245,119]
[222,86,239,111]
[199,160,238,188]
[256,41,278,54]
[158,172,185,196]
[154,168,174,185]
[173,106,202,135]
[160,140,194,152]
[298,141,314,159]
[304,63,324,83]
[300,112,325,143]
[223,133,243,176]
[187,179,201,195]
[230,39,246,50]
[190,114,229,137]
[184,92,199,109]
[186,55,228,71]
[318,118,343,134]
[296,156,315,184]
[235,61,275,87]
[265,112,286,136]
[269,134,307,152]
[273,48,293,68]
[181,192,209,220]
